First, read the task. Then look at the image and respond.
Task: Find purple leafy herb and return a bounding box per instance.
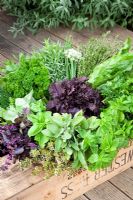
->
[47,77,103,117]
[0,124,37,170]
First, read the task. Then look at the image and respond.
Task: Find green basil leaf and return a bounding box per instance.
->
[38,112,46,122]
[55,138,62,152]
[44,111,52,123]
[62,131,72,140]
[65,147,73,155]
[71,142,79,151]
[51,113,64,126]
[88,153,99,164]
[27,114,38,123]
[28,124,43,137]
[35,133,49,148]
[87,116,100,130]
[72,116,85,127]
[46,123,60,136]
[72,159,81,169]
[41,129,53,137]
[78,151,88,169]
[76,128,88,138]
[30,100,45,112]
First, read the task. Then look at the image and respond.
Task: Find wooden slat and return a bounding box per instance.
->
[5,143,133,200]
[27,29,64,44]
[48,27,88,46]
[73,25,133,42]
[0,53,7,65]
[109,168,133,199]
[85,181,131,200]
[0,11,16,24]
[74,28,103,38]
[110,26,133,42]
[0,164,43,200]
[0,11,63,45]
[0,35,26,59]
[75,196,90,200]
[1,11,132,45]
[0,20,43,53]
[0,11,97,47]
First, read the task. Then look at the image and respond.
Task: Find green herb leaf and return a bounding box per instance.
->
[78,151,88,169]
[88,153,99,164]
[55,138,62,152]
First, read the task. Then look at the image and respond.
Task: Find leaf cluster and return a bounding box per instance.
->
[0,54,50,100]
[0,124,36,171]
[1,0,133,35]
[0,88,10,109]
[27,102,133,172]
[89,94,133,170]
[89,38,133,101]
[0,92,45,170]
[0,91,45,123]
[20,142,75,179]
[40,40,72,82]
[28,110,100,169]
[47,77,103,117]
[78,35,121,77]
[0,40,75,106]
[0,38,133,177]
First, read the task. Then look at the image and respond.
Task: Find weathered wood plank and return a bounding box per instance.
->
[27,29,64,44]
[0,35,26,59]
[48,27,88,46]
[109,168,133,199]
[0,164,43,200]
[0,11,16,25]
[73,26,133,43]
[0,11,63,45]
[74,28,103,38]
[0,53,7,65]
[4,143,133,200]
[85,181,131,200]
[110,26,133,42]
[75,196,90,200]
[0,20,43,53]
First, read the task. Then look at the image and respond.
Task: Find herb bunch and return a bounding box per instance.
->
[0,54,50,100]
[40,40,72,82]
[0,124,36,171]
[20,142,75,179]
[89,38,133,102]
[47,77,103,117]
[78,35,121,77]
[0,37,133,178]
[0,88,10,108]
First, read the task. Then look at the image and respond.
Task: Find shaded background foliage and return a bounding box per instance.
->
[0,0,133,35]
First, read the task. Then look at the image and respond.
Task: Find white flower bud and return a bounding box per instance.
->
[64,48,82,60]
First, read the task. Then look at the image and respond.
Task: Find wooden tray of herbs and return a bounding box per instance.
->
[0,38,133,200]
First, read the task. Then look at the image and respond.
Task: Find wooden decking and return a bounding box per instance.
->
[78,168,133,200]
[0,11,133,200]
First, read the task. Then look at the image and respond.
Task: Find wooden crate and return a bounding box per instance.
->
[0,141,133,200]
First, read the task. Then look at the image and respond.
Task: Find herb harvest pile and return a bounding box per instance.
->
[0,38,133,178]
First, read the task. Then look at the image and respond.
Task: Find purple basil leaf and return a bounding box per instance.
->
[14,147,24,155]
[47,77,103,117]
[0,123,37,171]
